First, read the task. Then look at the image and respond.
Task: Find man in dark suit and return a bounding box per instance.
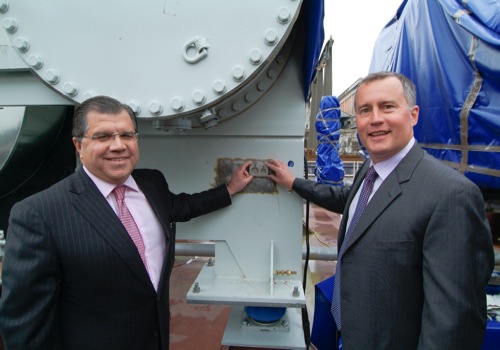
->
[0,95,253,350]
[267,72,494,349]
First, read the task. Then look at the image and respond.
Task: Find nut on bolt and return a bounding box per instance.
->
[14,37,29,52]
[193,282,200,293]
[2,17,17,32]
[63,82,79,96]
[0,1,9,13]
[44,69,60,85]
[28,55,44,69]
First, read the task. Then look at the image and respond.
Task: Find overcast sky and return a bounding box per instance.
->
[323,0,403,97]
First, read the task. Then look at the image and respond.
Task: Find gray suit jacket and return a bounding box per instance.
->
[294,143,494,349]
[0,166,231,350]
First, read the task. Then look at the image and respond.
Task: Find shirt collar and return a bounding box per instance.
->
[82,166,139,198]
[371,138,415,181]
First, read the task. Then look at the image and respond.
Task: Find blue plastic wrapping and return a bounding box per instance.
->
[370,0,500,190]
[302,0,325,100]
[314,96,344,185]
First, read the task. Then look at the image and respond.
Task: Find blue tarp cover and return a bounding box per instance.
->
[302,0,325,100]
[315,96,344,185]
[370,0,500,190]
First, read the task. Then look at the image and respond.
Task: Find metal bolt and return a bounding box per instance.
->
[14,37,29,52]
[241,318,249,326]
[207,258,214,266]
[267,69,278,79]
[63,82,79,96]
[28,55,44,69]
[212,80,226,95]
[127,101,141,116]
[219,109,229,118]
[264,29,278,45]
[193,282,200,293]
[257,81,268,92]
[44,69,60,84]
[276,54,286,65]
[232,66,245,82]
[245,91,256,103]
[249,49,262,65]
[281,319,289,327]
[148,101,163,115]
[170,97,184,112]
[0,1,9,13]
[277,7,291,24]
[83,91,97,100]
[1,17,17,32]
[200,109,218,130]
[292,286,300,297]
[192,90,206,105]
[173,117,192,131]
[232,101,242,111]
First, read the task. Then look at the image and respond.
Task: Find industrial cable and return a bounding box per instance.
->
[301,153,311,348]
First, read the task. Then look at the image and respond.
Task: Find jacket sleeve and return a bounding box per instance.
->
[170,184,232,222]
[0,200,62,349]
[292,178,351,214]
[133,169,231,222]
[133,169,232,223]
[417,177,494,349]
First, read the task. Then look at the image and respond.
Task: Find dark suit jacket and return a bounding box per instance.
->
[0,167,231,350]
[294,143,494,349]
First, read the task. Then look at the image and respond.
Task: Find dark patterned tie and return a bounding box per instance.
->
[113,185,148,270]
[331,166,378,330]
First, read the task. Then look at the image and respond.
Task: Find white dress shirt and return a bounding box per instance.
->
[83,166,166,291]
[345,138,415,231]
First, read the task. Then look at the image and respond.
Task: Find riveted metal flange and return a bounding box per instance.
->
[1,0,302,122]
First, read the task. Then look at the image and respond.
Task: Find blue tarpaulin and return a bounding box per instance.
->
[370,0,500,190]
[302,0,325,100]
[315,96,344,185]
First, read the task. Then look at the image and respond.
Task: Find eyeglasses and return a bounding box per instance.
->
[80,132,139,143]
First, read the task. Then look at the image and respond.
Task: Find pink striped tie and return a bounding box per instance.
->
[113,185,148,271]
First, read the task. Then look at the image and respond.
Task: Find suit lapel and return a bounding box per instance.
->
[133,171,170,234]
[132,170,172,294]
[341,144,425,252]
[337,162,370,248]
[70,167,153,290]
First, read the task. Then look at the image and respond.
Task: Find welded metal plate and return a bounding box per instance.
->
[186,261,305,307]
[215,158,276,194]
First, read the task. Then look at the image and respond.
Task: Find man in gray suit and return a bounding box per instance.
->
[267,72,494,349]
[0,95,253,350]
